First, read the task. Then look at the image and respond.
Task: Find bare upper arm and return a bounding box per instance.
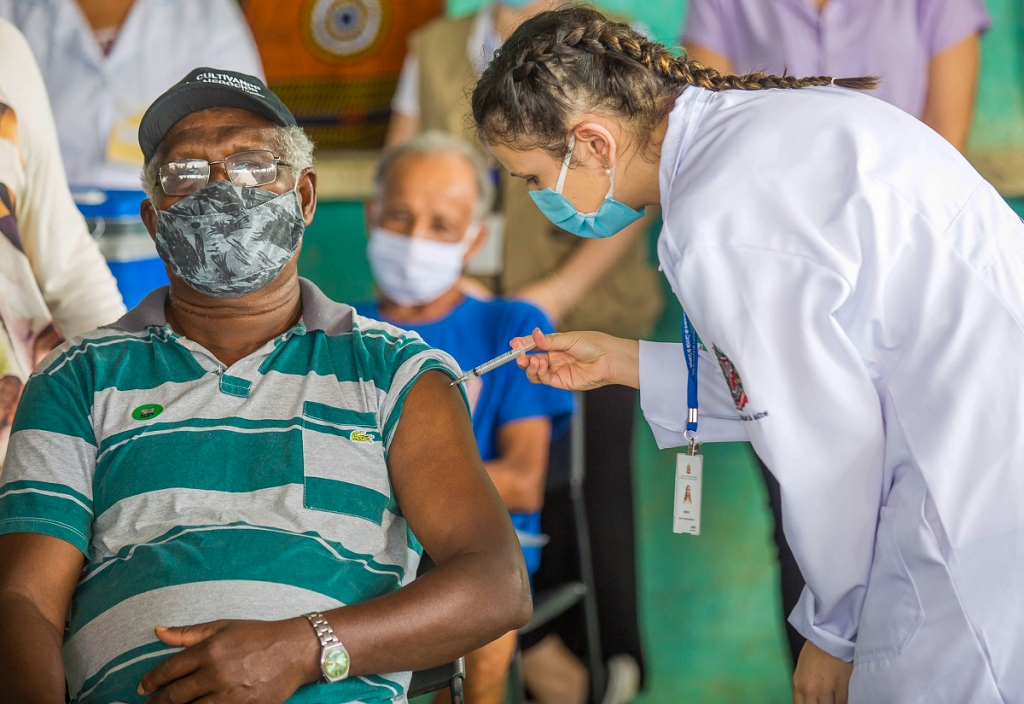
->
[384,112,420,148]
[491,417,552,513]
[0,533,84,632]
[387,370,520,565]
[922,33,981,153]
[684,42,736,75]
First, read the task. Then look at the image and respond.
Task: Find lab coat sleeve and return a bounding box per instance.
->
[678,246,886,662]
[0,20,126,337]
[639,340,747,447]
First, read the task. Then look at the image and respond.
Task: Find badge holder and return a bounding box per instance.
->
[674,313,704,535]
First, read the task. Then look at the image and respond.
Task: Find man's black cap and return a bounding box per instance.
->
[139,67,296,162]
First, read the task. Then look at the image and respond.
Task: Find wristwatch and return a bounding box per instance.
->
[303,611,351,683]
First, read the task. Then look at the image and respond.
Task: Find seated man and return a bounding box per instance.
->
[0,69,531,704]
[357,132,573,704]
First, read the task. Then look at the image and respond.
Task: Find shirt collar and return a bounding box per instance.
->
[110,277,353,336]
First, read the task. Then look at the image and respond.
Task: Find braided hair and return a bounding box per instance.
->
[472,6,879,157]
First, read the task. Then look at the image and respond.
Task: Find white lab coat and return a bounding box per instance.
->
[0,0,264,190]
[640,86,1024,702]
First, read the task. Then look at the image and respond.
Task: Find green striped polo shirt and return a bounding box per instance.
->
[0,278,464,704]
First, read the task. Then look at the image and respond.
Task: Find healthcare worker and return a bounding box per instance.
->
[471,7,1024,704]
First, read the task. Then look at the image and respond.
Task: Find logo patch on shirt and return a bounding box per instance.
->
[349,430,374,443]
[712,345,749,412]
[132,403,163,421]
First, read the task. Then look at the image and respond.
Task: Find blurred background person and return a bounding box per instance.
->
[0,18,124,466]
[0,0,264,308]
[681,0,991,671]
[386,4,662,701]
[0,0,264,190]
[682,0,991,153]
[357,131,573,704]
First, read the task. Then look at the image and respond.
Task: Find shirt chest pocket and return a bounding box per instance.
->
[300,401,394,525]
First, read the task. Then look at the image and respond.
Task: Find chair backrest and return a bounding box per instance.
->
[407,657,466,699]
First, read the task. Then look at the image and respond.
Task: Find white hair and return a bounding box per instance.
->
[140,124,315,199]
[373,131,496,222]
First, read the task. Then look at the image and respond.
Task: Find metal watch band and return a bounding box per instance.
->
[303,611,340,649]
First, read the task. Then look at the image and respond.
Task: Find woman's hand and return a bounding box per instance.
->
[138,618,319,704]
[510,328,639,391]
[793,640,854,704]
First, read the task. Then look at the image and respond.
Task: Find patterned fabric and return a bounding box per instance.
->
[0,89,61,463]
[154,181,304,298]
[0,278,464,703]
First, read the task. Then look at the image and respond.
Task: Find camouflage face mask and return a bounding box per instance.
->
[154,180,304,298]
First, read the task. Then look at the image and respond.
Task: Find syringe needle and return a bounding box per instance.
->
[450,341,538,386]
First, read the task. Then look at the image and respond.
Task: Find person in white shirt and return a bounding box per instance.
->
[0,0,264,190]
[0,18,125,464]
[471,7,1024,704]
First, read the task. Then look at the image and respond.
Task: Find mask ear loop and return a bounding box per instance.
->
[461,222,483,251]
[554,134,575,194]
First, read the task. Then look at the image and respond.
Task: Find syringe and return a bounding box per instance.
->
[449,341,538,386]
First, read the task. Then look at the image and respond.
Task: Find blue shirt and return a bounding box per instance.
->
[357,296,574,574]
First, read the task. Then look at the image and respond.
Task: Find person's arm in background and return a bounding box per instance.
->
[485,417,551,513]
[515,208,658,326]
[919,0,990,153]
[384,51,422,147]
[0,19,125,335]
[680,0,736,74]
[921,35,980,153]
[684,43,735,74]
[0,534,84,703]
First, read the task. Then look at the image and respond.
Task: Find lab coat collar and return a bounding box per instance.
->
[659,87,713,219]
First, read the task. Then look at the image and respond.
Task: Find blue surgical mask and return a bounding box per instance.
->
[529,134,646,239]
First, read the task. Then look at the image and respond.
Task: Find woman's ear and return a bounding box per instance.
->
[573,121,617,169]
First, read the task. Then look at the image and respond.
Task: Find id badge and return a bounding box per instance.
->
[674,452,703,535]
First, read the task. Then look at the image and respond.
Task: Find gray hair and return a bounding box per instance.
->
[140,124,315,199]
[373,131,496,222]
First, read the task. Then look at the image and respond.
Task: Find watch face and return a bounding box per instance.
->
[323,645,350,681]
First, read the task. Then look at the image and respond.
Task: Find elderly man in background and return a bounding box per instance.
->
[357,132,574,704]
[0,68,530,704]
[0,17,125,466]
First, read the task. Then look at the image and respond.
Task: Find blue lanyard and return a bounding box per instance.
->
[681,312,699,435]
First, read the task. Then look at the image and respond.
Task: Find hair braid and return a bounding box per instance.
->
[472,5,878,156]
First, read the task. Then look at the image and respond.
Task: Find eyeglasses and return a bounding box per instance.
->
[157,150,293,197]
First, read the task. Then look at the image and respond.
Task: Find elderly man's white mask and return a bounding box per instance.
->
[367,226,480,306]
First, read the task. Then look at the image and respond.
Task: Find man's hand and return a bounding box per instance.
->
[793,640,854,704]
[139,618,320,703]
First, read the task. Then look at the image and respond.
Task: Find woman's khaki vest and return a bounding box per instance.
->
[413,13,662,339]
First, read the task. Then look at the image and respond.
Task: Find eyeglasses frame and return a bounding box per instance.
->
[156,150,296,196]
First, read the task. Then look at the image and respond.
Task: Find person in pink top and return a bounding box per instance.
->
[682,0,990,152]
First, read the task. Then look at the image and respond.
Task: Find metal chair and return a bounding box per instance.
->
[408,657,466,703]
[511,392,605,703]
